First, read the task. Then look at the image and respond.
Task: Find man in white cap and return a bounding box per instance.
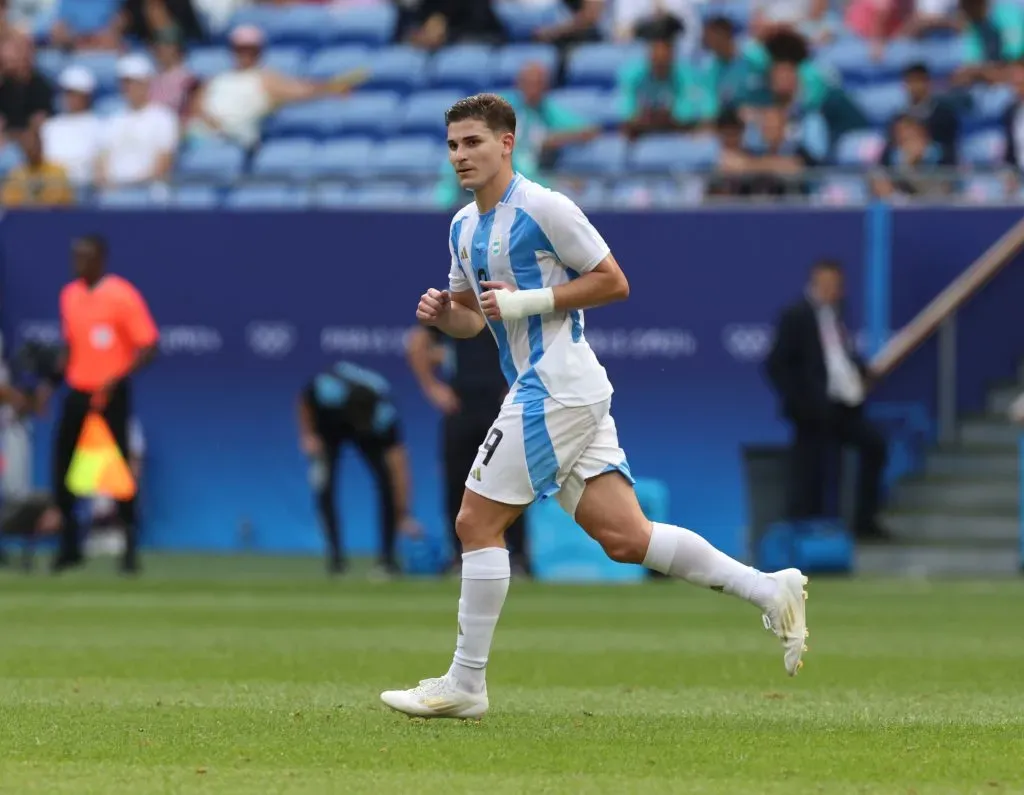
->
[192,24,364,149]
[96,53,179,189]
[41,66,104,186]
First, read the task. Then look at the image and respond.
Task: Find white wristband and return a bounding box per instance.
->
[494,287,555,320]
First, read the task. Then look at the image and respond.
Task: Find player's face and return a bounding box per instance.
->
[447,119,514,191]
[811,268,843,306]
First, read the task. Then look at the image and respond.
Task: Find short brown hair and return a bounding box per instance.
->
[445,93,517,135]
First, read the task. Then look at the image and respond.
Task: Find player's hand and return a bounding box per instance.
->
[428,382,461,415]
[301,432,324,457]
[1009,394,1024,424]
[479,281,516,321]
[416,288,451,326]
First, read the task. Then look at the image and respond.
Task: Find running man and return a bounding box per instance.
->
[381,94,809,720]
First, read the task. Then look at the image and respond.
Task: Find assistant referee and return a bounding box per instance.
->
[52,235,158,574]
[407,325,530,576]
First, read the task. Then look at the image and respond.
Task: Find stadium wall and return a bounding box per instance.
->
[0,207,1019,561]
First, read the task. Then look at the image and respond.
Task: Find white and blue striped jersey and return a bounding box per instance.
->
[447,174,614,408]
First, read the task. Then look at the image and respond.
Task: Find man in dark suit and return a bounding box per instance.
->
[765,259,889,540]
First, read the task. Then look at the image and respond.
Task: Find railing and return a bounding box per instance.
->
[870,212,1024,444]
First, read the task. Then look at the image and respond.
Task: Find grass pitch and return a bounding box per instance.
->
[0,555,1021,794]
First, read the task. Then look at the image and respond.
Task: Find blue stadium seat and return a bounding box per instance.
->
[819,38,922,84]
[349,182,415,207]
[187,47,233,80]
[429,45,495,92]
[0,144,25,179]
[313,183,355,207]
[231,5,331,46]
[176,141,247,184]
[377,137,448,177]
[35,48,65,81]
[263,46,306,76]
[967,85,1015,130]
[960,129,1006,166]
[97,187,155,208]
[305,46,370,81]
[398,90,463,137]
[66,51,121,94]
[493,2,567,41]
[171,185,221,208]
[364,46,430,94]
[817,176,870,206]
[492,44,558,87]
[558,134,628,175]
[566,43,646,88]
[963,174,1008,203]
[93,95,125,118]
[920,38,966,78]
[264,93,400,139]
[225,184,312,209]
[556,179,609,208]
[315,138,376,179]
[250,139,319,180]
[629,134,720,173]
[545,87,606,127]
[320,4,398,46]
[834,130,886,166]
[853,83,908,125]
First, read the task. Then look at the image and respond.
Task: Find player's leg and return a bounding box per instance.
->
[381,402,533,719]
[51,388,90,572]
[105,381,139,574]
[566,412,810,677]
[312,436,344,574]
[441,411,482,572]
[355,436,400,576]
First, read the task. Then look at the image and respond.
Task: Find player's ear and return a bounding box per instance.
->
[501,131,515,156]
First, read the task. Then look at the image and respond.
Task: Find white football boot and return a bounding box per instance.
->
[761,568,810,676]
[380,676,489,719]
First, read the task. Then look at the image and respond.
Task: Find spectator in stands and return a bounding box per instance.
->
[952,0,1024,86]
[767,55,869,146]
[122,0,204,45]
[871,115,951,199]
[751,0,834,45]
[845,0,915,61]
[1,126,74,206]
[398,0,506,50]
[1000,58,1024,178]
[615,0,702,57]
[149,28,196,116]
[700,16,770,111]
[707,108,753,197]
[96,54,178,189]
[619,22,715,140]
[49,0,122,51]
[883,63,959,166]
[905,0,961,35]
[191,24,361,150]
[533,0,604,46]
[41,66,104,186]
[0,30,53,139]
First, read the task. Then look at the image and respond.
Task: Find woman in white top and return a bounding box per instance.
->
[191,24,364,150]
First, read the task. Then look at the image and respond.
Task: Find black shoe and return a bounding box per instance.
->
[327,556,347,576]
[119,555,140,576]
[51,550,84,574]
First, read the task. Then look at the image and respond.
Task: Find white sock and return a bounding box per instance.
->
[642,522,778,610]
[449,547,510,694]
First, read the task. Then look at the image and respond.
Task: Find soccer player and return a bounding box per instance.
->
[297,360,417,577]
[380,94,809,720]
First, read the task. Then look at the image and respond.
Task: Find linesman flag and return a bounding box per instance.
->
[65,413,136,500]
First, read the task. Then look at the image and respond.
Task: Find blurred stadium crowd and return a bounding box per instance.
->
[0,0,1023,208]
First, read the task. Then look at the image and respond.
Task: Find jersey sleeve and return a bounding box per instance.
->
[119,282,159,348]
[448,218,472,293]
[534,191,611,274]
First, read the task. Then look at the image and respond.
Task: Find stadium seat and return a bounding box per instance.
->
[429,45,495,93]
[376,137,448,177]
[610,178,698,208]
[493,1,567,41]
[817,176,870,206]
[66,51,121,94]
[397,90,464,137]
[232,5,331,46]
[313,183,355,207]
[97,187,156,208]
[225,184,312,209]
[834,130,886,166]
[629,134,720,173]
[264,93,401,139]
[250,138,319,180]
[93,95,125,118]
[363,47,430,94]
[305,46,371,81]
[314,138,376,179]
[187,47,233,80]
[963,174,1008,203]
[320,4,398,47]
[0,143,25,179]
[968,85,1015,130]
[349,182,415,207]
[960,129,1006,166]
[853,83,908,125]
[263,46,306,77]
[492,44,559,87]
[171,185,221,208]
[176,141,247,184]
[545,87,606,127]
[565,43,646,88]
[35,48,64,81]
[558,134,628,175]
[558,179,609,209]
[919,37,967,78]
[819,37,921,85]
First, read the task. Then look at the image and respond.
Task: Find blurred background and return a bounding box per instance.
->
[0,0,1022,581]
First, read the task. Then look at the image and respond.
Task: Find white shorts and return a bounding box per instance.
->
[464,397,634,517]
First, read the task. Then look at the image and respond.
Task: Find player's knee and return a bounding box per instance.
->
[592,522,650,565]
[455,506,498,549]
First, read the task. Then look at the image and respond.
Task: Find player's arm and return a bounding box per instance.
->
[406,327,460,413]
[296,387,323,457]
[384,444,413,527]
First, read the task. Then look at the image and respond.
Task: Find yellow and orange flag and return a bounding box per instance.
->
[65,413,136,500]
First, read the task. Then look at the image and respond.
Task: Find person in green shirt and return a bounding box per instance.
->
[700,16,771,111]
[765,56,869,146]
[617,23,717,139]
[954,0,1024,85]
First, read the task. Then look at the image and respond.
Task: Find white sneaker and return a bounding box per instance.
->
[380,676,489,719]
[761,568,810,676]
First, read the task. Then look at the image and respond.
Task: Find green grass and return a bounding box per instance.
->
[0,556,1022,794]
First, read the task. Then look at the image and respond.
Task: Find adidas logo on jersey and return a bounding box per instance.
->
[470,467,482,481]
